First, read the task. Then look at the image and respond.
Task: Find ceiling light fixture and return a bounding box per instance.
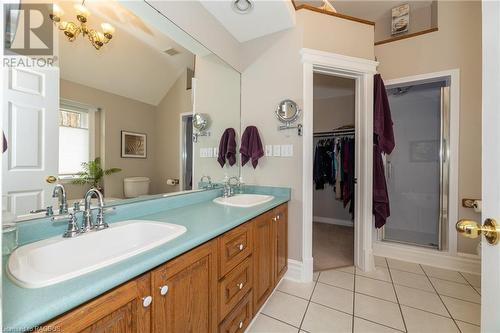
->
[232,0,253,14]
[49,1,115,50]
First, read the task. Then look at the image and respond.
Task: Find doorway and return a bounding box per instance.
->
[180,113,193,191]
[312,74,356,271]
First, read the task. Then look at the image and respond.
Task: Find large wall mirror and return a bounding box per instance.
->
[2,1,241,222]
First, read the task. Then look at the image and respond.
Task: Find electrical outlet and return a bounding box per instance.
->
[273,145,281,157]
[265,145,273,157]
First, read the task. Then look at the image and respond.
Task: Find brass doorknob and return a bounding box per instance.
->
[456,218,500,245]
[46,176,57,184]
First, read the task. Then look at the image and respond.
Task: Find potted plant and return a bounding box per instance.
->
[72,157,121,195]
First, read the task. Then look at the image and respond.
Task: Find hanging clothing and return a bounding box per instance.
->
[2,132,7,153]
[313,140,334,189]
[373,74,396,228]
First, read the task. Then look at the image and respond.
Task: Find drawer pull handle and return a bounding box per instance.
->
[276,214,281,220]
[237,243,244,251]
[160,285,169,296]
[272,216,277,222]
[237,282,244,290]
[239,321,243,329]
[142,296,153,308]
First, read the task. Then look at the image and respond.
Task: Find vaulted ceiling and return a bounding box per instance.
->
[57,0,194,106]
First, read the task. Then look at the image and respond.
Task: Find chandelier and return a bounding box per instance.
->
[49,1,115,50]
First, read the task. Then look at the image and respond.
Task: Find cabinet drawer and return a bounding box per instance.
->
[219,291,253,333]
[219,256,253,321]
[218,222,253,278]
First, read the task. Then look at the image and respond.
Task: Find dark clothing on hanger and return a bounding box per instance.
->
[313,141,334,190]
[373,74,395,228]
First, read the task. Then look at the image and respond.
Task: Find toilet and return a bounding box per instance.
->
[123,177,151,198]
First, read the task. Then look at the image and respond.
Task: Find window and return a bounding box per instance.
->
[58,100,94,176]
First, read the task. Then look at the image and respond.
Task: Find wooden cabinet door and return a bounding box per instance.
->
[252,210,275,314]
[274,203,288,282]
[38,273,152,333]
[152,240,218,333]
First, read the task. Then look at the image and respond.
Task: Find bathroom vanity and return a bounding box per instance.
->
[36,203,287,332]
[3,187,290,332]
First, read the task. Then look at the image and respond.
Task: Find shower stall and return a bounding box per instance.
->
[382,79,450,250]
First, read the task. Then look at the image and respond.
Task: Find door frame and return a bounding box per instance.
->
[302,48,378,279]
[375,70,461,257]
[179,112,193,191]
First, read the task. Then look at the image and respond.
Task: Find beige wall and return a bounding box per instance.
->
[375,1,482,255]
[153,71,192,194]
[60,79,157,199]
[240,11,374,261]
[193,54,241,186]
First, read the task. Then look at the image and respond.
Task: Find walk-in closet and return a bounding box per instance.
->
[312,73,356,271]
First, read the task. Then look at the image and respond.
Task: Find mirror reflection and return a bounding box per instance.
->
[2,1,241,222]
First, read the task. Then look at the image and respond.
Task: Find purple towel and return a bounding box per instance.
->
[217,128,237,167]
[373,74,395,228]
[2,132,7,153]
[240,126,264,169]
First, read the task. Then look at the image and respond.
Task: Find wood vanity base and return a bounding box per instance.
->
[36,203,288,333]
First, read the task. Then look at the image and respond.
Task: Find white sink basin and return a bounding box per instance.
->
[7,220,187,288]
[213,194,274,208]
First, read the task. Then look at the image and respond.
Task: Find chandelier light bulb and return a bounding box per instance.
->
[101,22,115,37]
[74,4,90,22]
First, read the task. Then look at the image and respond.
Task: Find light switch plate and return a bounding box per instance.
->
[213,147,218,157]
[265,145,273,157]
[273,145,281,157]
[281,144,293,157]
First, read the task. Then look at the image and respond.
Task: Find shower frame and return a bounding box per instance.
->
[375,69,460,256]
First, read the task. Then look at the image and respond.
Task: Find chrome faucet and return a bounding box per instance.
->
[223,176,240,198]
[52,184,68,214]
[82,188,107,232]
[200,175,213,189]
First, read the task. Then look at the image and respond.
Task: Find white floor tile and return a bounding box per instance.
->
[312,282,354,314]
[374,256,388,268]
[278,279,316,300]
[422,265,467,284]
[430,278,481,303]
[353,317,402,333]
[313,271,320,281]
[401,305,459,333]
[247,314,299,333]
[394,284,449,317]
[354,293,405,331]
[441,296,481,326]
[337,265,355,274]
[387,259,424,275]
[356,266,392,282]
[390,269,435,292]
[261,291,308,328]
[460,272,481,288]
[455,320,480,333]
[318,269,354,290]
[355,276,397,302]
[301,302,352,333]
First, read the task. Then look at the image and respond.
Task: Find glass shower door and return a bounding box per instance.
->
[383,82,448,249]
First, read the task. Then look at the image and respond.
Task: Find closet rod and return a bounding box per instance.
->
[313,129,355,137]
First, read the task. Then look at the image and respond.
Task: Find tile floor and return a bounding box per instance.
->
[247,256,481,333]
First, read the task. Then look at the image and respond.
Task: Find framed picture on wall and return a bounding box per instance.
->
[121,131,147,158]
[391,3,410,35]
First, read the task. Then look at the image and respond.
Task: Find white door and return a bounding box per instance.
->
[478,1,499,331]
[2,66,59,219]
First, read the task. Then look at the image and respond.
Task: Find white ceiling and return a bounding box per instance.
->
[57,1,194,106]
[199,0,296,43]
[295,0,433,23]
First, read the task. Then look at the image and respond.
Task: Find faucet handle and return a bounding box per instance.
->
[52,213,80,238]
[93,207,109,231]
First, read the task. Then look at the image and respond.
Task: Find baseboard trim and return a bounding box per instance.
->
[285,258,314,282]
[373,241,481,274]
[313,216,353,227]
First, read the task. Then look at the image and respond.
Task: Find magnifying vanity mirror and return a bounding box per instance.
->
[276,99,301,124]
[2,1,241,222]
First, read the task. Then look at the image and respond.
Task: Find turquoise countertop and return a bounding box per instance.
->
[3,186,290,331]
